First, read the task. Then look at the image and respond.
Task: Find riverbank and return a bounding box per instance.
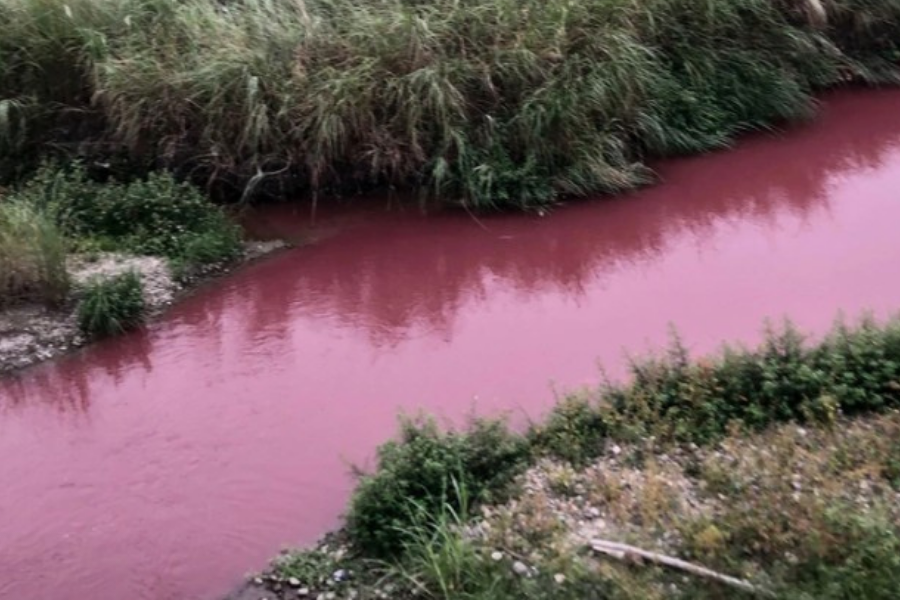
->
[3,0,899,209]
[239,316,900,599]
[0,165,285,374]
[240,412,900,600]
[0,241,283,374]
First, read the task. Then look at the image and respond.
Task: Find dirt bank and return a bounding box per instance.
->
[0,240,284,375]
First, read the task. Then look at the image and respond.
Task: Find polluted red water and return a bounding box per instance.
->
[2,90,900,599]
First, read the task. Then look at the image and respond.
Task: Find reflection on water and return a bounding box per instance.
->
[2,90,900,600]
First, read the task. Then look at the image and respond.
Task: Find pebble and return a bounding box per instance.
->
[288,577,301,587]
[297,588,309,597]
[332,569,348,582]
[554,573,566,584]
[490,551,503,561]
[512,561,529,576]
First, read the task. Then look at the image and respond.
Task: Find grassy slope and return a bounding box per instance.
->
[2,0,899,208]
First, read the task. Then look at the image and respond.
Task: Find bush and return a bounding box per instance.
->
[0,197,68,305]
[15,164,242,266]
[76,270,145,338]
[596,318,900,445]
[346,416,530,558]
[529,395,610,466]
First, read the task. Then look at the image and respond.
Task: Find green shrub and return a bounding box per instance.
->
[597,319,900,445]
[347,416,530,558]
[76,270,145,338]
[529,395,610,466]
[0,197,68,305]
[14,164,241,266]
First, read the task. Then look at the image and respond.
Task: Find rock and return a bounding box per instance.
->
[610,444,622,456]
[332,569,348,582]
[554,573,566,584]
[253,577,263,585]
[512,561,529,576]
[490,551,503,561]
[297,588,309,597]
[288,577,301,587]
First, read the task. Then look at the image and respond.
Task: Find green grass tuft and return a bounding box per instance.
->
[76,270,145,338]
[0,196,69,306]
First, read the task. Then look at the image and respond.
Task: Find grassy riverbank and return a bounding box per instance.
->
[241,315,900,599]
[0,165,270,372]
[3,0,900,209]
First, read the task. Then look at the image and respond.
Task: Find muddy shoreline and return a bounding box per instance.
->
[0,240,285,376]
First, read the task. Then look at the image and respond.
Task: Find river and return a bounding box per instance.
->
[1,90,899,599]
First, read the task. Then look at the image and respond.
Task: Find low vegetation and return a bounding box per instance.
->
[13,164,242,269]
[2,0,900,208]
[76,270,146,338]
[1,164,242,354]
[0,164,241,305]
[251,315,900,599]
[0,196,68,306]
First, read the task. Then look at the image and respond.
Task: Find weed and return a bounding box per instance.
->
[0,197,68,305]
[13,164,241,266]
[347,416,529,558]
[530,395,609,466]
[76,270,145,338]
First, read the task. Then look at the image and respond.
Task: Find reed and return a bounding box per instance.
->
[0,197,69,306]
[2,0,898,208]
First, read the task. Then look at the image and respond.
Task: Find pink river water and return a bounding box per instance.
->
[1,90,900,600]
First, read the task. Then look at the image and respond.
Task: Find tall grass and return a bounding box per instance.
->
[0,197,69,305]
[1,0,898,208]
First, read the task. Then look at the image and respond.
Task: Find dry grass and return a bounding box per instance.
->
[475,412,900,598]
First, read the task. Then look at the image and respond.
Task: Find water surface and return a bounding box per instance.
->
[1,90,900,600]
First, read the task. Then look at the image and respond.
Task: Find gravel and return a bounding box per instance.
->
[0,241,285,375]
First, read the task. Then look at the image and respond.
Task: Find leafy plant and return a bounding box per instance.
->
[529,395,610,466]
[347,416,529,558]
[14,164,241,266]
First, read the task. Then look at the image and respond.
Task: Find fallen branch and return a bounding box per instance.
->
[589,538,774,597]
